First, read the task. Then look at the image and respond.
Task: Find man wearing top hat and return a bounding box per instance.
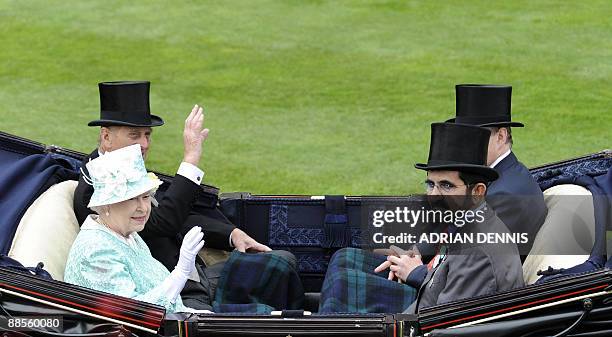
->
[318,123,524,313]
[73,81,271,309]
[448,84,548,253]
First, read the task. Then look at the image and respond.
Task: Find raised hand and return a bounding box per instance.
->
[176,226,205,277]
[183,104,210,166]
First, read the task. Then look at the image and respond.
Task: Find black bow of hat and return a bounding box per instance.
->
[415,122,499,181]
[88,81,164,127]
[446,84,524,127]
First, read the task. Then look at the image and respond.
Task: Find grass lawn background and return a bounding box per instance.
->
[0,1,610,194]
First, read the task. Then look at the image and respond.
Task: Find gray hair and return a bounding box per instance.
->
[90,205,105,215]
[489,127,513,147]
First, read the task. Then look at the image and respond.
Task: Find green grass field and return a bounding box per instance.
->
[0,1,610,194]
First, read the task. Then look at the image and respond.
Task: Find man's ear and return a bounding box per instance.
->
[472,183,487,197]
[99,127,113,151]
[497,127,509,145]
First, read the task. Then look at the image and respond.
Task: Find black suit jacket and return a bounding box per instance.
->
[73,149,235,269]
[487,152,548,254]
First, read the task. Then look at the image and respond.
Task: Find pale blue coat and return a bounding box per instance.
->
[64,215,190,313]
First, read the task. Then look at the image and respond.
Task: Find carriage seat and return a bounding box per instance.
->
[522,184,596,284]
[8,180,80,281]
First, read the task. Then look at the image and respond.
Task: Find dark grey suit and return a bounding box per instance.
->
[407,206,524,311]
[487,152,548,254]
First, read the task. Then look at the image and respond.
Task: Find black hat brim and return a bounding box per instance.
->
[414,163,499,182]
[445,118,524,128]
[88,114,165,127]
[477,121,524,128]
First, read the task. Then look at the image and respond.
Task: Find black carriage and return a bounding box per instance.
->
[0,130,610,336]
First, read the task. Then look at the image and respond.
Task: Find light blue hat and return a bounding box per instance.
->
[84,144,163,208]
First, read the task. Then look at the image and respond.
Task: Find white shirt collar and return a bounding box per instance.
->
[490,149,511,168]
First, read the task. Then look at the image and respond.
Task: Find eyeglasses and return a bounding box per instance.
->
[423,180,468,193]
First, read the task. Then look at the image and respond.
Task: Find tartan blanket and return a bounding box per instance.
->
[212,250,304,313]
[319,248,416,313]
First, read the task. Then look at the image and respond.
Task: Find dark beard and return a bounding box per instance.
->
[428,195,450,212]
[460,190,477,210]
[427,190,476,212]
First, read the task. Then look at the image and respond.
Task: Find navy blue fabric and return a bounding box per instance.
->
[596,165,612,198]
[49,152,83,172]
[537,167,611,283]
[405,264,428,288]
[533,157,612,191]
[0,154,76,254]
[323,214,351,249]
[487,152,548,253]
[322,196,351,249]
[0,254,53,280]
[268,204,363,276]
[598,167,612,268]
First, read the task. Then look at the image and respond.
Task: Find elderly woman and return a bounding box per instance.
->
[64,144,205,313]
[65,144,304,313]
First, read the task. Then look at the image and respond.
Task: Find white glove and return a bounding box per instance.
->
[161,269,190,304]
[160,226,205,304]
[176,226,205,278]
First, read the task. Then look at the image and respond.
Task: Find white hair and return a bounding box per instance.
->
[90,205,105,215]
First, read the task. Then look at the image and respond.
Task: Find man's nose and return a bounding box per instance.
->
[140,137,149,149]
[137,137,150,154]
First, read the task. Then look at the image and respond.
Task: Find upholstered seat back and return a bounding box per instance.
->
[8,180,80,281]
[522,184,595,284]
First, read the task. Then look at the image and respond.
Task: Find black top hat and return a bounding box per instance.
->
[446,84,524,127]
[415,123,499,181]
[88,81,164,127]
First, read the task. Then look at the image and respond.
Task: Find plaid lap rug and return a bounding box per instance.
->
[319,248,416,313]
[213,250,304,313]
